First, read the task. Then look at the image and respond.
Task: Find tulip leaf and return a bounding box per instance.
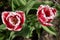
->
[57,11,60,18]
[0,35,4,40]
[0,24,6,30]
[32,1,43,10]
[18,0,26,6]
[13,0,20,6]
[32,1,54,10]
[55,5,60,10]
[49,26,56,32]
[25,26,35,38]
[10,0,27,11]
[16,26,35,38]
[8,31,15,40]
[34,22,41,29]
[24,0,36,14]
[12,0,15,11]
[12,0,26,6]
[41,25,56,36]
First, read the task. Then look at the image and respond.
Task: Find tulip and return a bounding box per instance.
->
[2,11,25,31]
[37,5,56,26]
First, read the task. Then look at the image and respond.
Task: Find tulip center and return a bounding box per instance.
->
[10,16,18,25]
[44,8,50,17]
[12,18,18,24]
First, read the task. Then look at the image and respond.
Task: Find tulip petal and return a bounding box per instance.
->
[2,11,9,24]
[14,25,22,31]
[16,11,25,24]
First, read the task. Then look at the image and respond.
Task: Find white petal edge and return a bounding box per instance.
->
[39,18,53,26]
[6,27,22,31]
[16,11,26,22]
[14,27,22,31]
[2,11,9,24]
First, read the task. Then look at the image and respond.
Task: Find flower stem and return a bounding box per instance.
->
[36,29,40,40]
[8,31,15,40]
[38,32,40,40]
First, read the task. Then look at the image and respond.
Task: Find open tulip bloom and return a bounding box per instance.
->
[0,0,58,40]
[37,5,56,26]
[2,11,25,31]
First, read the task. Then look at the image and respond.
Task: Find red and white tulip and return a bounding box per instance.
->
[2,11,25,31]
[37,5,56,26]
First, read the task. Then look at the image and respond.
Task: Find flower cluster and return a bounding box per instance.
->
[2,5,56,31]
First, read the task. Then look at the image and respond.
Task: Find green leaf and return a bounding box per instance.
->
[34,22,41,29]
[0,31,7,40]
[16,23,35,38]
[12,0,15,11]
[0,24,6,30]
[8,31,15,40]
[16,5,25,11]
[43,1,54,6]
[57,11,60,18]
[32,2,43,10]
[49,26,56,32]
[19,0,26,6]
[25,26,35,38]
[13,0,20,7]
[55,5,60,10]
[10,0,26,11]
[25,1,36,14]
[32,1,54,10]
[42,25,56,36]
[0,36,4,40]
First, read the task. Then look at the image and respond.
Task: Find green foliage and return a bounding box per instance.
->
[9,0,37,13]
[0,0,60,40]
[42,25,56,36]
[25,1,36,14]
[0,24,6,31]
[57,11,60,18]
